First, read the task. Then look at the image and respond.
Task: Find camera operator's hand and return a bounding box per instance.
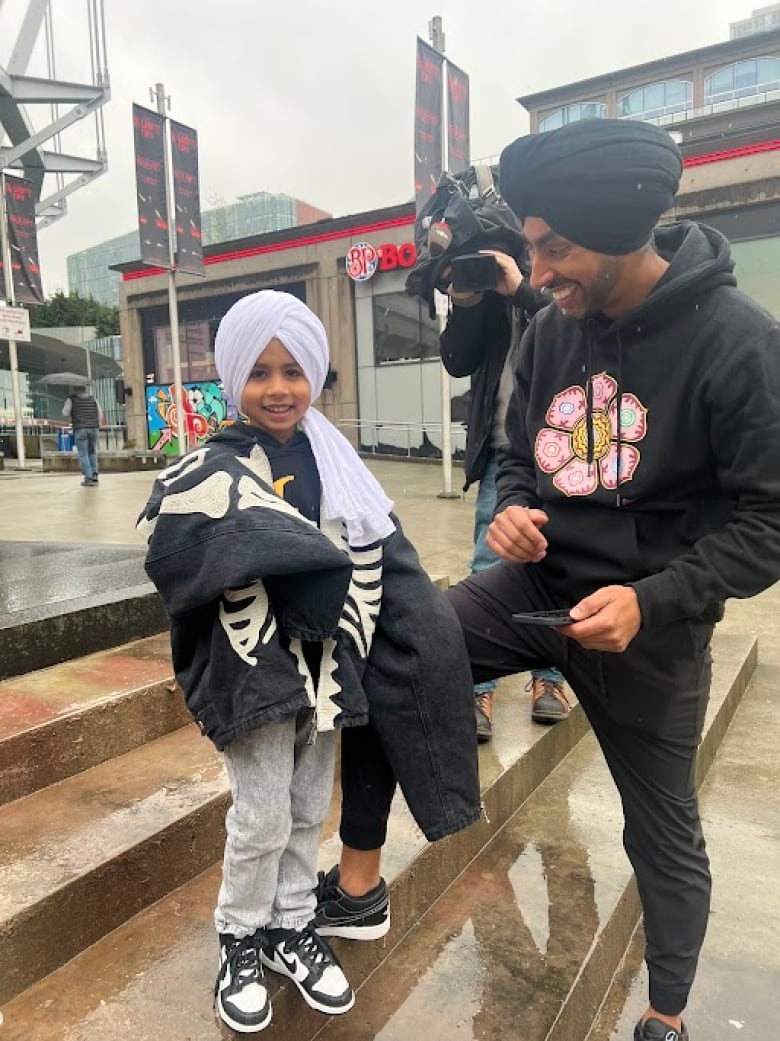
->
[479,250,523,297]
[437,264,484,308]
[486,505,548,564]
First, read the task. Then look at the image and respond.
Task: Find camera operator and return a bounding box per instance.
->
[439,250,571,739]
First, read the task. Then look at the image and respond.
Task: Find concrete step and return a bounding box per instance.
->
[0,633,184,805]
[0,633,756,1040]
[0,724,229,1005]
[0,541,168,681]
[303,634,757,1041]
[0,666,588,1032]
[586,661,780,1041]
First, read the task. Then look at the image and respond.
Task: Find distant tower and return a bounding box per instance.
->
[730,3,780,38]
[0,0,110,229]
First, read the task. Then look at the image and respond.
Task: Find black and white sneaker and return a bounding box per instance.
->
[634,1018,689,1041]
[313,864,390,940]
[261,924,354,1015]
[215,931,272,1033]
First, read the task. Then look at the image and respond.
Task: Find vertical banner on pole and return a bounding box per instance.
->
[446,60,470,172]
[170,120,204,276]
[0,176,43,304]
[133,103,170,268]
[414,38,444,212]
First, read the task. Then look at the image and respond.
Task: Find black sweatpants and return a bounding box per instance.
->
[340,561,713,1017]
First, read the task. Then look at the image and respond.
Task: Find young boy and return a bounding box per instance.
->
[138,291,480,1033]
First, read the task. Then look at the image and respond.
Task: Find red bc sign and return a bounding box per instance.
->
[346,242,417,281]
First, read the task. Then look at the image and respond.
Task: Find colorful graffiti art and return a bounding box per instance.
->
[147,381,235,454]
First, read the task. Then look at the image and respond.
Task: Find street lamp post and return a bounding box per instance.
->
[429,16,459,500]
[0,171,27,469]
[151,81,188,457]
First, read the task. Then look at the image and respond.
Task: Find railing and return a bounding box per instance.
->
[624,84,780,127]
[336,418,467,460]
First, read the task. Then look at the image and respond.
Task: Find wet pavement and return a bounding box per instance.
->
[0,460,778,1040]
[0,460,478,617]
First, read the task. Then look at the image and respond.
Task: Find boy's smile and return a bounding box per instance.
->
[240,338,312,442]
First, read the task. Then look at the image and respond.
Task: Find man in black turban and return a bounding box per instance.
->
[499,118,682,256]
[439,118,780,1041]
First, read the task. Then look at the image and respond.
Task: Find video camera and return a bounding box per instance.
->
[405,165,527,316]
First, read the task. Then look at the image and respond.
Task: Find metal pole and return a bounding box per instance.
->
[0,171,27,469]
[153,81,187,456]
[429,17,458,499]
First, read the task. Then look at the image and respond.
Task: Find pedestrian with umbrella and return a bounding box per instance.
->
[58,376,102,486]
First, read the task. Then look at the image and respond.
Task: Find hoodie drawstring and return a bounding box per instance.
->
[585,320,595,471]
[585,320,624,508]
[615,331,624,507]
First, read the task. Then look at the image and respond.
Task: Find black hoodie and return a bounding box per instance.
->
[496,221,780,628]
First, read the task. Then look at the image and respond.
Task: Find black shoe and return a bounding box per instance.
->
[215,931,272,1033]
[313,864,390,940]
[474,690,494,743]
[634,1017,689,1041]
[261,924,354,1014]
[92,473,99,483]
[80,478,96,487]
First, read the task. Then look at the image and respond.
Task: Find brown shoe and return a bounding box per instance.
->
[527,676,570,725]
[474,690,494,743]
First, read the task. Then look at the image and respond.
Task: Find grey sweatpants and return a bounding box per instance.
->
[214,708,337,938]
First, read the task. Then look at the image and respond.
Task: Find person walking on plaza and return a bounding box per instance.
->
[445,119,780,1041]
[440,259,570,739]
[138,291,480,1033]
[63,385,102,486]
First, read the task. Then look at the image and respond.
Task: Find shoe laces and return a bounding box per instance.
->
[217,933,263,994]
[283,925,332,973]
[526,676,569,708]
[475,691,492,716]
[314,866,339,902]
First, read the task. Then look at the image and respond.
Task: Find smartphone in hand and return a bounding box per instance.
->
[511,610,574,627]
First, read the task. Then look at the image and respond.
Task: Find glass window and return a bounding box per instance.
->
[618,80,692,120]
[372,292,439,365]
[705,58,780,103]
[730,237,780,318]
[538,101,606,132]
[153,320,218,383]
[538,107,564,131]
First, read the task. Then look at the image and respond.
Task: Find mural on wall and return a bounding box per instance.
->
[147,380,235,454]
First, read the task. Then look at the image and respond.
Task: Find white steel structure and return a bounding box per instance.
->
[0,0,110,467]
[0,0,110,229]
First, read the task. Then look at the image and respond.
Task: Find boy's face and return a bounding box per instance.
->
[240,338,312,442]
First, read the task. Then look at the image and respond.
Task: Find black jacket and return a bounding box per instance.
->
[440,284,546,490]
[138,426,481,841]
[497,221,780,628]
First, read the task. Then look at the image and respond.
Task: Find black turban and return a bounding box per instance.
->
[499,119,682,255]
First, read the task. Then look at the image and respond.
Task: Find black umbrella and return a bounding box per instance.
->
[35,372,91,387]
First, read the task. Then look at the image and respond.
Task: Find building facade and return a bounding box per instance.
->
[116,205,470,459]
[67,193,331,306]
[518,27,780,318]
[731,4,780,39]
[115,27,780,461]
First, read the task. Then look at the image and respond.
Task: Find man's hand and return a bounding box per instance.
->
[479,249,523,297]
[562,586,642,653]
[486,505,548,563]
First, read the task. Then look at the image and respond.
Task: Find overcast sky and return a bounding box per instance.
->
[0,0,758,293]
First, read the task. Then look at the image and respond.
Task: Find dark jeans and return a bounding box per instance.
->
[340,561,713,1017]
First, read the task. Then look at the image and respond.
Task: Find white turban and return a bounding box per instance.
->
[215,290,395,547]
